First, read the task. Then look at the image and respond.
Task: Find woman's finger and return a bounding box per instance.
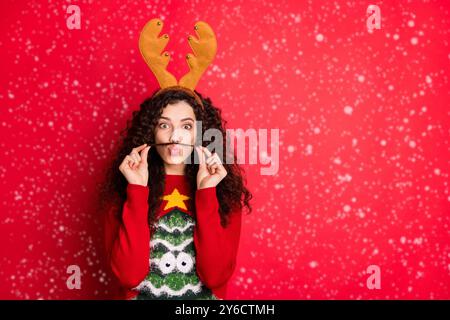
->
[207,153,222,165]
[129,155,139,169]
[196,146,206,167]
[207,160,219,169]
[129,158,138,169]
[124,155,135,169]
[124,155,133,163]
[209,163,219,171]
[209,157,227,176]
[141,146,151,164]
[201,146,213,159]
[207,164,216,175]
[207,158,219,168]
[132,143,148,154]
[217,163,227,176]
[130,152,140,164]
[214,153,223,165]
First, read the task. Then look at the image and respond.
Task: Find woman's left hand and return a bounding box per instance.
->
[196,146,227,189]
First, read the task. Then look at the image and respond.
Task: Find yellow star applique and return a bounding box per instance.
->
[162,188,190,211]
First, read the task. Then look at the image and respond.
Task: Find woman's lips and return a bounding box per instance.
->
[167,145,182,156]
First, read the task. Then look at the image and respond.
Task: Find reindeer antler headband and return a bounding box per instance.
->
[138,18,217,109]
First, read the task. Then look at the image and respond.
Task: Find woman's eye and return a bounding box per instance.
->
[183,124,192,130]
[159,123,169,129]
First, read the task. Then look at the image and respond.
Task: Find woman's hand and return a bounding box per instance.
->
[119,143,151,186]
[195,146,227,190]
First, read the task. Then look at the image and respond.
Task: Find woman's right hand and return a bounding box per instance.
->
[119,143,151,186]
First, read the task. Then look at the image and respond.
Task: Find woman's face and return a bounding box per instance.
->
[154,100,197,165]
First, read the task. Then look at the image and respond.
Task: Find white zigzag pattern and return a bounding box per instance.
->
[157,222,195,233]
[135,280,202,297]
[150,238,193,251]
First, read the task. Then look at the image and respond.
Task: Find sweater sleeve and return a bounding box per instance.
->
[104,183,151,288]
[193,186,242,289]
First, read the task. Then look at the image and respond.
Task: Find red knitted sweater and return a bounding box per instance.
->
[104,174,242,299]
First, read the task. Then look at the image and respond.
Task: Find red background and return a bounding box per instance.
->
[0,0,449,299]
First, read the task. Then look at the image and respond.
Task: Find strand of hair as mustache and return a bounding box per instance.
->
[147,142,195,147]
[146,142,215,160]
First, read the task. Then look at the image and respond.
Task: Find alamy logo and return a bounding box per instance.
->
[366,265,381,289]
[66,5,81,30]
[66,265,81,289]
[182,121,280,176]
[366,5,381,32]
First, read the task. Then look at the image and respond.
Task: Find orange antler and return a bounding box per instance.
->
[139,19,217,93]
[179,21,217,90]
[138,18,177,89]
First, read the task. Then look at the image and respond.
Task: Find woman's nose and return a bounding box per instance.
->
[169,128,183,143]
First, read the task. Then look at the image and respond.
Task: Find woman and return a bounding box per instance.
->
[100,88,252,300]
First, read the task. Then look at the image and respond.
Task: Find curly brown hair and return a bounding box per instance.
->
[98,88,252,229]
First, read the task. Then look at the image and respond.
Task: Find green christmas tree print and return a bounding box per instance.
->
[133,208,219,300]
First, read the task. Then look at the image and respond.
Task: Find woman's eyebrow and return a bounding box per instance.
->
[159,116,194,122]
[159,116,195,122]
